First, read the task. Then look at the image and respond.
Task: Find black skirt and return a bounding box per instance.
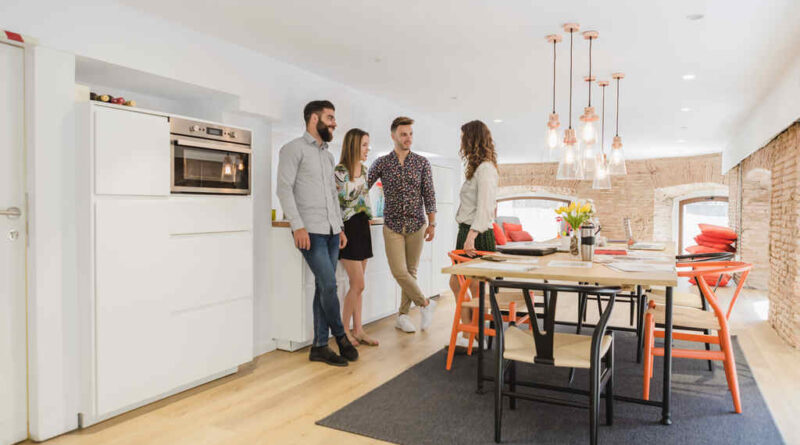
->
[340,211,373,260]
[455,223,496,252]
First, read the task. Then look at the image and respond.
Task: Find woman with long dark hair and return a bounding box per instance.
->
[335,128,378,346]
[449,120,499,348]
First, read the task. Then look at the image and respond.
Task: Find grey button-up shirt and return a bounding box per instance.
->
[277,132,343,234]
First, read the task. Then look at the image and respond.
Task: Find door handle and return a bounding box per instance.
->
[1,207,22,219]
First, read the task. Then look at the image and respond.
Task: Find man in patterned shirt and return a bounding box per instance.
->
[368,116,438,333]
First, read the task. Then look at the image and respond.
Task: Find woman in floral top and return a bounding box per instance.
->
[335,128,378,346]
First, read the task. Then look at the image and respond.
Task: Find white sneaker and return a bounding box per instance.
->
[420,298,437,331]
[395,314,417,333]
[455,336,479,349]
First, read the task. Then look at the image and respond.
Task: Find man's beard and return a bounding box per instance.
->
[317,121,333,142]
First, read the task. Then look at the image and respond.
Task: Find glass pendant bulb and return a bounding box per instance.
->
[546,112,560,161]
[556,128,584,180]
[592,154,611,190]
[582,140,597,174]
[608,136,627,175]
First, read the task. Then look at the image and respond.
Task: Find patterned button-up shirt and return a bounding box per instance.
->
[368,150,436,234]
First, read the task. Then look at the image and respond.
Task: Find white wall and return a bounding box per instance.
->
[25,45,80,440]
[723,54,800,172]
[3,1,457,440]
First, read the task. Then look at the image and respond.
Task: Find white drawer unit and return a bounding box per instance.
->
[78,103,254,425]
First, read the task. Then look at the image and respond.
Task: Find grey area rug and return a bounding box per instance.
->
[317,332,783,444]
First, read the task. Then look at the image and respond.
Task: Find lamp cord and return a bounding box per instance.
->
[568,30,573,129]
[615,77,620,136]
[601,85,605,154]
[552,40,557,114]
[588,37,592,107]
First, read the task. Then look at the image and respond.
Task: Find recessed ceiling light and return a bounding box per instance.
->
[682,73,696,80]
[686,14,704,21]
[677,139,686,143]
[493,119,503,123]
[680,126,689,130]
[680,107,691,112]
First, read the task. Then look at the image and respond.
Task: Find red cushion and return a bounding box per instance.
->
[698,224,737,241]
[492,222,507,245]
[502,222,522,236]
[685,245,729,254]
[507,230,533,242]
[690,274,731,287]
[693,236,736,252]
[695,234,735,246]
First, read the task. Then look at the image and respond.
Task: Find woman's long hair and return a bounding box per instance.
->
[339,128,369,178]
[460,120,497,180]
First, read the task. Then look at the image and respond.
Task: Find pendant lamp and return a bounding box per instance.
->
[608,72,627,175]
[556,23,584,181]
[592,80,611,190]
[579,31,599,175]
[545,34,562,161]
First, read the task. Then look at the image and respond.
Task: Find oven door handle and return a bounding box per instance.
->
[173,137,252,154]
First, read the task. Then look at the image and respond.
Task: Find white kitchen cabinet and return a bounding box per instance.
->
[79,104,253,425]
[271,224,403,351]
[93,106,169,196]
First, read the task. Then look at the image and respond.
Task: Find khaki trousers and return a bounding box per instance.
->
[383,225,427,315]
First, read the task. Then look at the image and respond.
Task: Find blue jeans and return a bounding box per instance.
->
[300,232,345,347]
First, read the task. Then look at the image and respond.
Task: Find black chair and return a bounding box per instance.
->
[488,281,620,445]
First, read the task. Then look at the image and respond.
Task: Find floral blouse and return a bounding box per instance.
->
[334,163,373,222]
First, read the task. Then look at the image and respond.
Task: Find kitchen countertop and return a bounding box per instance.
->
[272,218,384,228]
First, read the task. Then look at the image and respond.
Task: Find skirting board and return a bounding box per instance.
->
[78,366,238,428]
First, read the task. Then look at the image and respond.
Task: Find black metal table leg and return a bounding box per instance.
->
[635,285,644,363]
[661,286,673,425]
[477,280,485,394]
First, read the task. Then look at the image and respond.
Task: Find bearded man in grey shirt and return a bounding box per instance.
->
[276,100,358,367]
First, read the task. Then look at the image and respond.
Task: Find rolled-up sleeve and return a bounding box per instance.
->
[276,145,304,231]
[470,164,498,232]
[421,159,437,214]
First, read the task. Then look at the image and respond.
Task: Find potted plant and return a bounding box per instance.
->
[555,201,595,255]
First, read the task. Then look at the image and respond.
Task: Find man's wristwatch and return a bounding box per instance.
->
[428,222,437,228]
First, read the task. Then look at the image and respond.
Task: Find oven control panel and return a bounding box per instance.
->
[170,117,251,145]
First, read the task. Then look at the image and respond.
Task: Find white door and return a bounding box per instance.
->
[0,41,28,445]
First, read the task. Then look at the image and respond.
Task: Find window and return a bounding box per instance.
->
[678,196,729,253]
[496,197,570,241]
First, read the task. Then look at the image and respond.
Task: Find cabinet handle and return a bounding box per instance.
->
[1,207,21,219]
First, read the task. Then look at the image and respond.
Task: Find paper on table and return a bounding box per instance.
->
[463,262,539,272]
[629,242,665,251]
[547,260,593,269]
[605,261,675,273]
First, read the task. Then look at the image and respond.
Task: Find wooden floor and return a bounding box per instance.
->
[29,286,799,445]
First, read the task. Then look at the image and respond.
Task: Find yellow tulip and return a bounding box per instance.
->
[568,202,576,212]
[580,203,592,213]
[555,207,563,214]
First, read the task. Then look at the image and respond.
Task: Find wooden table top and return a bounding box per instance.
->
[441,243,678,287]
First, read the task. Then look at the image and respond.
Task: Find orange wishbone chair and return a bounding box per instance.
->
[642,261,752,413]
[445,250,534,371]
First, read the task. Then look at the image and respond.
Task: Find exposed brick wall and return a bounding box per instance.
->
[725,122,800,348]
[498,154,728,240]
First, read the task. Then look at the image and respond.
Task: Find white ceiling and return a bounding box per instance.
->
[121,0,800,163]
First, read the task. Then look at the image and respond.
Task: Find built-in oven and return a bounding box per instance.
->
[170,117,252,195]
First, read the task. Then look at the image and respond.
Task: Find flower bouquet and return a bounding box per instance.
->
[555,201,595,255]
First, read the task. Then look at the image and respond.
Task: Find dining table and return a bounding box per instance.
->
[441,242,679,425]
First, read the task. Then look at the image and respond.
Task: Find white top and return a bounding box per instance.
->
[455,161,499,233]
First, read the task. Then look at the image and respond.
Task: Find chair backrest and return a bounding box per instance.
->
[676,261,752,322]
[448,250,496,302]
[675,252,736,291]
[488,279,621,366]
